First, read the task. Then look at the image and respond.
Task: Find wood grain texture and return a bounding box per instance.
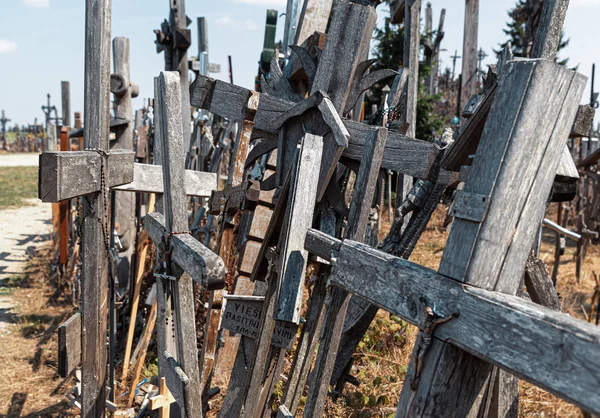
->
[154,71,204,417]
[190,75,435,178]
[327,239,600,415]
[402,0,420,138]
[58,312,81,378]
[114,163,217,196]
[524,255,561,311]
[303,127,386,418]
[39,150,134,202]
[461,0,479,111]
[530,0,570,60]
[81,0,111,415]
[439,60,587,291]
[277,133,324,323]
[294,0,333,45]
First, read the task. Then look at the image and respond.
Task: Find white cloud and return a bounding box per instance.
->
[571,0,600,6]
[0,40,18,54]
[215,16,259,31]
[24,0,50,8]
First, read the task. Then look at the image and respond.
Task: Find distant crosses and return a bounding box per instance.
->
[461,0,479,112]
[0,110,10,150]
[41,93,61,129]
[450,50,461,81]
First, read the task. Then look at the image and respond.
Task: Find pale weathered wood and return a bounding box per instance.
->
[150,71,204,417]
[402,0,420,139]
[58,312,81,378]
[39,150,134,202]
[309,237,600,415]
[530,0,570,61]
[111,36,136,295]
[439,60,586,291]
[303,127,387,418]
[461,0,479,112]
[401,59,587,417]
[294,0,333,46]
[277,133,323,323]
[524,255,561,310]
[114,163,216,196]
[80,0,112,415]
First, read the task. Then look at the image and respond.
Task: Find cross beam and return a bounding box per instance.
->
[190,75,436,179]
[305,232,600,415]
[39,158,216,202]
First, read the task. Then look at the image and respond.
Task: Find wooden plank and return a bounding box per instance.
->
[239,239,262,275]
[403,59,587,416]
[303,127,387,418]
[294,0,333,46]
[530,0,570,61]
[154,71,204,417]
[39,150,134,202]
[402,0,420,139]
[58,312,81,378]
[461,0,479,111]
[570,105,595,138]
[190,75,436,178]
[276,133,324,323]
[81,0,111,415]
[145,213,225,291]
[524,255,561,311]
[439,60,587,290]
[316,237,600,415]
[114,163,217,196]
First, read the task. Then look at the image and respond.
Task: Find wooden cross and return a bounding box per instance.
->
[149,377,176,418]
[155,0,192,160]
[305,58,592,416]
[144,71,226,418]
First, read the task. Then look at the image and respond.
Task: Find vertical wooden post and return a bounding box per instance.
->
[61,81,71,128]
[81,0,112,416]
[58,127,69,266]
[112,37,136,291]
[460,0,479,112]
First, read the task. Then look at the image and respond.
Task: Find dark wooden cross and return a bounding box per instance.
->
[155,0,192,159]
[144,71,226,418]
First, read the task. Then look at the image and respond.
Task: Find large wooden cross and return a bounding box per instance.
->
[144,71,226,418]
[306,56,596,416]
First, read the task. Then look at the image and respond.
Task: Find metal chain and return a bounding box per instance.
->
[73,149,112,259]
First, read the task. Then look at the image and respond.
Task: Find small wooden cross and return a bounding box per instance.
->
[149,377,176,418]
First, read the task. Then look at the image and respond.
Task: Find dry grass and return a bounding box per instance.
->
[0,166,39,210]
[0,246,77,417]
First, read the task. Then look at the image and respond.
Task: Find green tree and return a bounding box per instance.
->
[368,18,446,141]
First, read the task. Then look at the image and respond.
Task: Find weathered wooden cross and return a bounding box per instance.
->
[305,56,599,416]
[144,71,226,418]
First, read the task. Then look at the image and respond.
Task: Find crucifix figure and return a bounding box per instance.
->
[41,93,61,129]
[144,71,226,418]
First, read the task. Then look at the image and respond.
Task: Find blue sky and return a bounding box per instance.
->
[1,0,599,127]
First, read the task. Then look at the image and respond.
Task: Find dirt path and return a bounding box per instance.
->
[0,200,53,334]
